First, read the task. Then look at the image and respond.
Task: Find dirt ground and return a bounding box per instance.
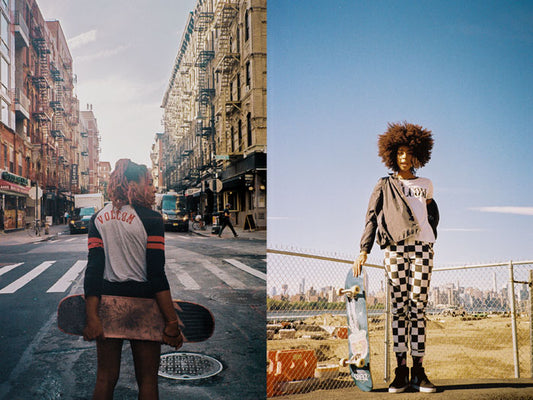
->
[267,313,533,397]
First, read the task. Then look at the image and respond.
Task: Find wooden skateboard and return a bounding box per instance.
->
[336,269,373,391]
[57,295,214,343]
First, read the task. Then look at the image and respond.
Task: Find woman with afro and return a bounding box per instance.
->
[83,159,183,399]
[353,122,439,393]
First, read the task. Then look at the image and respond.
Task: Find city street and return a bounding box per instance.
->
[0,227,266,399]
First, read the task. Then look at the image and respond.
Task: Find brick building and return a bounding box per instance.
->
[1,0,97,231]
[158,0,266,229]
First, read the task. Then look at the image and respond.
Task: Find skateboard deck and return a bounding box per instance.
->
[337,269,373,391]
[57,295,214,343]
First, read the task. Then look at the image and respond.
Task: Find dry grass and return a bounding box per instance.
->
[268,313,532,385]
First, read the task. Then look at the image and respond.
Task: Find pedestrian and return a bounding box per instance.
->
[218,203,238,237]
[83,159,183,399]
[353,122,439,393]
[64,210,69,225]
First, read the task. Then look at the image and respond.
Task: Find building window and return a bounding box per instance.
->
[0,12,8,55]
[0,56,8,95]
[8,145,13,172]
[247,112,252,147]
[246,61,251,87]
[236,73,241,99]
[17,152,22,176]
[2,143,6,168]
[245,9,250,42]
[1,98,8,125]
[230,125,235,153]
[238,120,242,151]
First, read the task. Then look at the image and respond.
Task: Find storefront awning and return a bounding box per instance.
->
[0,179,31,196]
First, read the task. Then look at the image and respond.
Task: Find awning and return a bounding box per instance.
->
[0,179,30,196]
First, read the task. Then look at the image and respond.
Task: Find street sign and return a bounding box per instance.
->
[215,155,230,161]
[28,186,43,200]
[207,179,223,192]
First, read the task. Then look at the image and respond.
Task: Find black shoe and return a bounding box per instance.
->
[410,366,436,393]
[389,366,409,393]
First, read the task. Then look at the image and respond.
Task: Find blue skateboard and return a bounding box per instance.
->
[337,269,373,392]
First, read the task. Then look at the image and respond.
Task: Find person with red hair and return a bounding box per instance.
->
[83,159,183,399]
[353,122,439,394]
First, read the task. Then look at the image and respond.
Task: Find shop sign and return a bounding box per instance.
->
[71,164,79,187]
[1,171,29,187]
[185,188,201,197]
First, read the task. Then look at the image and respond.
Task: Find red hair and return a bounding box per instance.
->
[108,159,153,209]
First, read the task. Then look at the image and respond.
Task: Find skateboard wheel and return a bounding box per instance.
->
[355,358,366,368]
[346,285,360,297]
[339,358,348,368]
[336,287,344,297]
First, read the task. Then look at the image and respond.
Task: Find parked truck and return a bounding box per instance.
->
[155,191,189,232]
[74,193,104,210]
[70,193,105,234]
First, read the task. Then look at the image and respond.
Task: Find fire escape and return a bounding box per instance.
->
[214,1,240,156]
[192,10,214,183]
[50,62,69,190]
[31,27,54,188]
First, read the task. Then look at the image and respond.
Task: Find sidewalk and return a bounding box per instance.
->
[275,378,533,400]
[190,223,266,241]
[0,222,266,246]
[0,223,68,246]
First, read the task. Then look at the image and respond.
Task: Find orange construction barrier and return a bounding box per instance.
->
[335,326,348,339]
[270,349,317,382]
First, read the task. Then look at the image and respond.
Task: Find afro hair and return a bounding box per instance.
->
[377,122,434,172]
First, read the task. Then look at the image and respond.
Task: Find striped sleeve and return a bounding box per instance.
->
[84,212,105,297]
[134,205,170,294]
[147,235,165,251]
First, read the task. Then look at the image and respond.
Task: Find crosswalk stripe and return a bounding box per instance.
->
[166,260,201,290]
[0,263,24,277]
[176,271,201,290]
[224,259,266,281]
[201,260,246,289]
[0,261,55,294]
[47,260,87,293]
[64,238,77,243]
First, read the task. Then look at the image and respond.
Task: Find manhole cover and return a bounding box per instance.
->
[159,352,223,380]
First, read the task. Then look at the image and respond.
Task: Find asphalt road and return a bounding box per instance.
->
[0,230,266,399]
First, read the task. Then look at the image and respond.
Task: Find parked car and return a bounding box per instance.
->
[69,207,95,234]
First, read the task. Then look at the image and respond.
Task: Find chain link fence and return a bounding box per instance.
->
[266,247,533,397]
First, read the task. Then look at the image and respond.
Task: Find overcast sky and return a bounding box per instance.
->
[268,1,533,267]
[38,0,197,168]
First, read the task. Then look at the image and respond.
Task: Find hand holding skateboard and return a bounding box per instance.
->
[83,315,104,341]
[163,321,184,349]
[352,251,367,277]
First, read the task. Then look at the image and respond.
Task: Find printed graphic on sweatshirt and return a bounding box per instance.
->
[399,182,428,200]
[96,208,136,225]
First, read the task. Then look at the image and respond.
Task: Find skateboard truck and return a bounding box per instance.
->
[340,357,366,368]
[336,285,361,298]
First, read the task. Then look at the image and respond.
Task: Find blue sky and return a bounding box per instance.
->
[267,1,533,266]
[38,0,197,167]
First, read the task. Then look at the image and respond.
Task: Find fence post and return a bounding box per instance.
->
[509,260,520,378]
[384,270,390,382]
[530,270,533,379]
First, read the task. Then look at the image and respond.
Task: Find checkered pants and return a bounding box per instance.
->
[384,240,434,357]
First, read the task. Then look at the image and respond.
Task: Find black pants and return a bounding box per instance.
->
[219,218,237,236]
